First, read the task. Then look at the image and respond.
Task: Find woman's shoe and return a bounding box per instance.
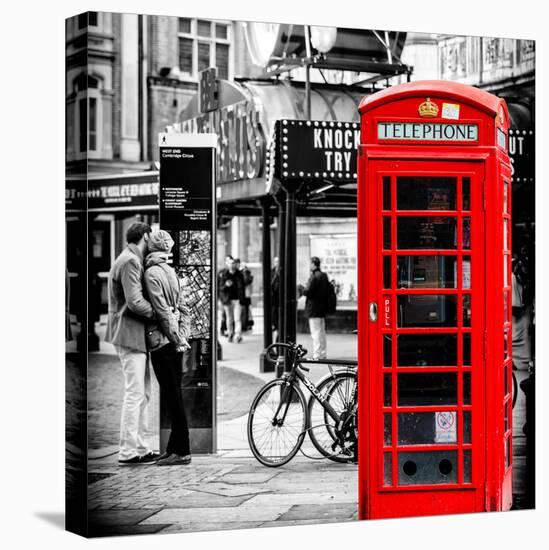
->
[156,453,192,466]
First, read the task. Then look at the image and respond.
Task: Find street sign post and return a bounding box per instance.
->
[158,132,217,453]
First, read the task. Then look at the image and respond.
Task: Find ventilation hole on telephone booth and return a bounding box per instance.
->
[439,459,453,476]
[402,460,417,476]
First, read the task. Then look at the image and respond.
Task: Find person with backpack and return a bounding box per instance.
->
[298,256,335,360]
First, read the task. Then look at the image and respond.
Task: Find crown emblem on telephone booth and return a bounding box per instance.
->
[418,98,439,117]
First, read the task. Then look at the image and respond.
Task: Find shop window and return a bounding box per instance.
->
[178,18,232,80]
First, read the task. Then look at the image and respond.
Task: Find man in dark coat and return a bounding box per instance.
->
[298,256,330,359]
[217,256,245,342]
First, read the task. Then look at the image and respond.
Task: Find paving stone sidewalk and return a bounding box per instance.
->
[87,453,358,536]
[76,312,529,536]
[82,315,359,536]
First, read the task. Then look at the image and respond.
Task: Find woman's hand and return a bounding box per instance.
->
[176,338,191,352]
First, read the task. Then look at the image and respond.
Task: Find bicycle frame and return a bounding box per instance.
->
[295,367,341,423]
[279,356,357,426]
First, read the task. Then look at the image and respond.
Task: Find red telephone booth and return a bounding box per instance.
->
[357,81,512,519]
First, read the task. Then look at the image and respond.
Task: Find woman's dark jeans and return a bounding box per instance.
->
[150,343,191,456]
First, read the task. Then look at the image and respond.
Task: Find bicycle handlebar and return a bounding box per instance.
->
[264,342,308,365]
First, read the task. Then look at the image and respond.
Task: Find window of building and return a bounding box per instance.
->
[78,12,98,29]
[78,97,87,152]
[89,97,97,151]
[71,74,101,156]
[178,18,232,80]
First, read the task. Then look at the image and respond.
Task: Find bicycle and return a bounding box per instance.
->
[247,342,357,467]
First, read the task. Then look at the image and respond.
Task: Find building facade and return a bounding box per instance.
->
[66,14,535,332]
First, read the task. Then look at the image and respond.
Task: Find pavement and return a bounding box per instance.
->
[66,308,531,537]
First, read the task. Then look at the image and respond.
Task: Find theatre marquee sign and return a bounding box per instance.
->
[274,119,360,181]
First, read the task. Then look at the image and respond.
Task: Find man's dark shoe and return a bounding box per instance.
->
[156,453,192,466]
[139,452,161,463]
[155,452,171,461]
[118,452,160,466]
[118,455,144,466]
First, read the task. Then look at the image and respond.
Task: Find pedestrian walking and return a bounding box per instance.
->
[105,222,160,465]
[218,255,245,342]
[143,230,193,466]
[298,256,331,360]
[239,260,254,331]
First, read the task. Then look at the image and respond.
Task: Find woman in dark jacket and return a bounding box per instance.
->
[144,230,192,466]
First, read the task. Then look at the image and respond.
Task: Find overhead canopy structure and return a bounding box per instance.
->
[174,77,369,217]
[244,24,410,83]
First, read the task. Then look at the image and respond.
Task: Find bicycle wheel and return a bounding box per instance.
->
[247,379,308,467]
[308,371,357,463]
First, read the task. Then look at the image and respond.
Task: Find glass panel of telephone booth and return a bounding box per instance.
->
[463,450,472,483]
[463,372,471,405]
[397,294,458,327]
[397,334,458,366]
[383,256,392,288]
[397,372,458,406]
[397,217,457,249]
[398,411,458,445]
[397,177,456,211]
[384,453,393,486]
[384,374,392,406]
[383,217,391,249]
[383,176,391,211]
[462,177,471,211]
[397,256,458,288]
[398,450,458,485]
[384,335,392,367]
[384,414,392,445]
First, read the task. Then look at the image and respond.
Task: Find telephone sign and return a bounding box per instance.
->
[377,122,478,141]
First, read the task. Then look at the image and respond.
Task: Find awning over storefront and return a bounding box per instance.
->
[172,78,367,215]
[66,170,159,213]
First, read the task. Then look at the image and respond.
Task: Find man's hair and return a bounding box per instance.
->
[226,254,234,261]
[311,256,321,268]
[126,222,152,244]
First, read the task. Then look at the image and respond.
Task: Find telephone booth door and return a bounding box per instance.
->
[363,159,486,518]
